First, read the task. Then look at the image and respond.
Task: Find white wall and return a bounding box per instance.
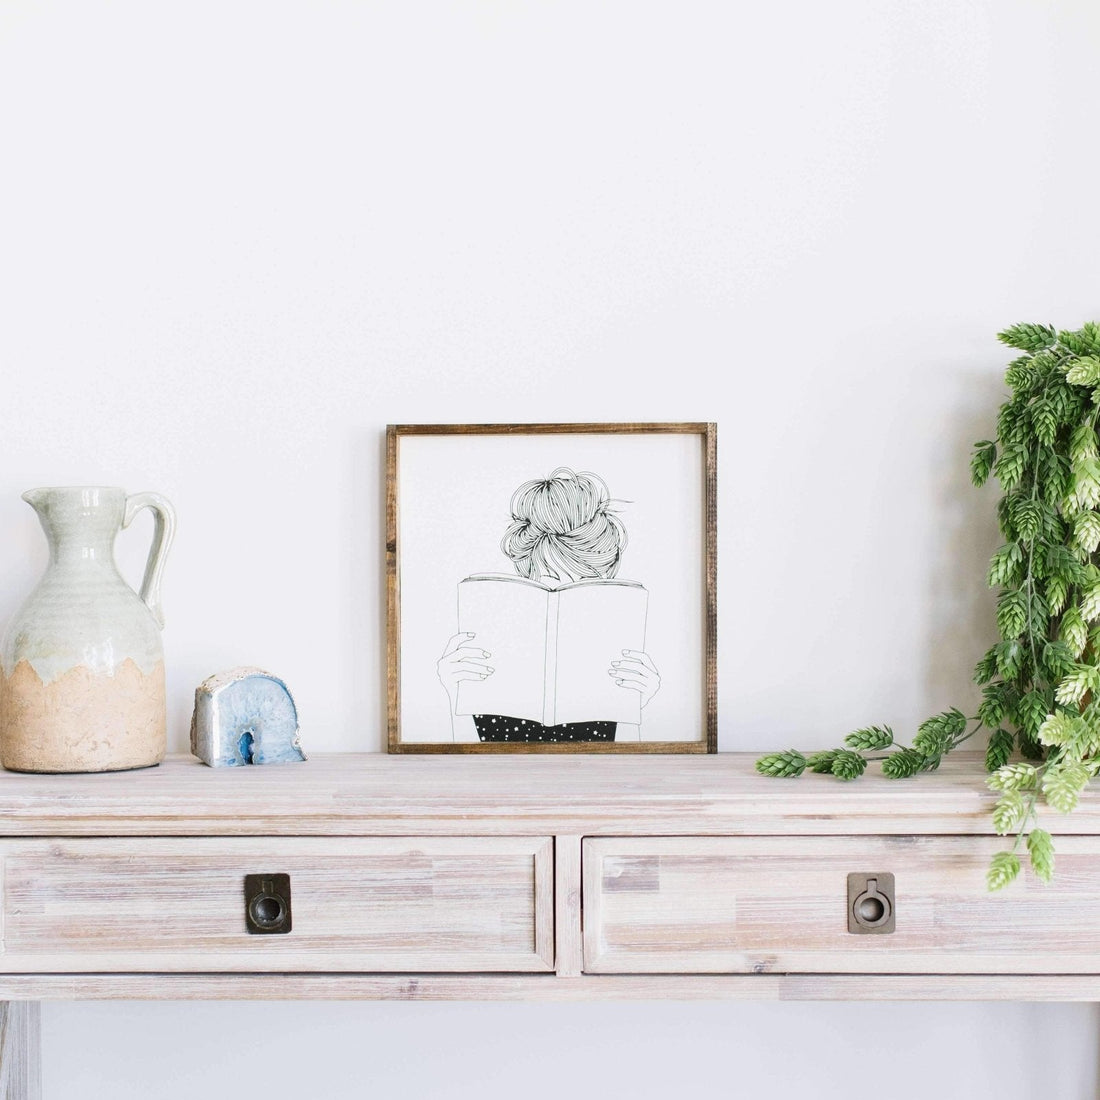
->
[2,0,1099,1095]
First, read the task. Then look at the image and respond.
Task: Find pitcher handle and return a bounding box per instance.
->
[123,492,177,629]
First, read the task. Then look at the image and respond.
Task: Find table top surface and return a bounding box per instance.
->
[0,751,1086,837]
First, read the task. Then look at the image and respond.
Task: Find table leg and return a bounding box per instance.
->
[0,1003,41,1100]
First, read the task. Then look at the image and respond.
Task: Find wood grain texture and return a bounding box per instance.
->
[0,752,1090,837]
[386,422,717,753]
[703,422,717,754]
[0,837,553,974]
[554,836,583,977]
[386,424,400,753]
[584,835,1100,975]
[0,1003,40,1100]
[3,973,1100,1002]
[389,423,715,437]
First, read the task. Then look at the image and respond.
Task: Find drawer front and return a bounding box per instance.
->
[584,836,1100,974]
[0,837,554,972]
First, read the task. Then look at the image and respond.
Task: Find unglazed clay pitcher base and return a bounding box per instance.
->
[0,660,167,773]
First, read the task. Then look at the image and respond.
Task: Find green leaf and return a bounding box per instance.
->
[1046,573,1071,616]
[1037,711,1079,747]
[1054,664,1100,707]
[1027,828,1055,884]
[1042,761,1091,813]
[1070,456,1100,510]
[1028,586,1049,635]
[1043,449,1072,505]
[988,543,1024,588]
[929,708,967,736]
[1046,575,1069,617]
[844,726,894,751]
[1066,356,1100,386]
[1081,582,1100,622]
[1047,385,1082,429]
[1012,498,1043,541]
[1030,349,1059,376]
[805,750,838,774]
[998,399,1028,444]
[1016,690,1050,737]
[881,749,927,779]
[913,709,967,755]
[987,762,1039,791]
[1043,508,1067,544]
[998,323,1056,353]
[987,851,1021,891]
[1042,640,1076,681]
[1032,399,1058,447]
[994,638,1024,680]
[992,791,1027,835]
[994,443,1030,490]
[973,648,998,685]
[978,682,1014,728]
[997,493,1018,541]
[1071,424,1100,464]
[985,728,1014,771]
[1004,357,1035,390]
[1074,511,1100,555]
[1061,606,1088,659]
[1059,330,1093,356]
[1048,543,1088,586]
[831,750,867,780]
[996,588,1028,639]
[1068,709,1100,759]
[970,440,997,487]
[755,751,807,778]
[1019,732,1045,760]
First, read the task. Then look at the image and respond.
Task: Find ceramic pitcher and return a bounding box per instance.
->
[0,486,176,773]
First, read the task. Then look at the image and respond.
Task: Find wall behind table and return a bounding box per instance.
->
[2,1,1099,1097]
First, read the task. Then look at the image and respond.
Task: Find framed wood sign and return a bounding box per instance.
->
[387,423,716,753]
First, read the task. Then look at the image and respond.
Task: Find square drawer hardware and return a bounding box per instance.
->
[245,874,292,934]
[847,872,895,934]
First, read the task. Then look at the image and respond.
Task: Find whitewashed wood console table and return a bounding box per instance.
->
[3,751,1100,1095]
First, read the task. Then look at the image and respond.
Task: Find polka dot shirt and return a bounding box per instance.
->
[473,715,617,743]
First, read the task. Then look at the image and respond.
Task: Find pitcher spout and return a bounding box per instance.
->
[21,488,48,512]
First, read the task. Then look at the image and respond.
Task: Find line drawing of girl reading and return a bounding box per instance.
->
[436,467,661,743]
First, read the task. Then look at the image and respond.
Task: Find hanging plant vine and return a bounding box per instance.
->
[756,321,1100,890]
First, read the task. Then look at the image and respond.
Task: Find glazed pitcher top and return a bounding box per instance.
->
[2,486,176,683]
[23,487,128,564]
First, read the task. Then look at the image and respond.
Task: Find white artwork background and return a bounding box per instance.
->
[398,432,707,742]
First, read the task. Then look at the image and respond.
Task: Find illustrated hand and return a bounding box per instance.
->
[437,632,494,712]
[608,649,661,709]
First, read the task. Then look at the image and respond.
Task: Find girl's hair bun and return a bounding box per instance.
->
[501,468,626,581]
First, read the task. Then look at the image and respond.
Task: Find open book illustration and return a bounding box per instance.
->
[455,573,649,727]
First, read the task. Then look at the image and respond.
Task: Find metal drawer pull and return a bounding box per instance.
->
[847,872,895,934]
[245,873,292,934]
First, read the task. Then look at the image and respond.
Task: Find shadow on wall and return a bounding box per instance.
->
[339,428,388,750]
[923,367,1006,729]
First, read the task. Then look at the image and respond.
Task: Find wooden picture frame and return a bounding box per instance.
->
[387,423,717,753]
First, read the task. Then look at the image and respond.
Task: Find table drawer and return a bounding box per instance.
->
[0,837,554,973]
[583,836,1100,974]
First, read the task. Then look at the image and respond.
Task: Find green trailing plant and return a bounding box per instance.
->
[756,321,1100,890]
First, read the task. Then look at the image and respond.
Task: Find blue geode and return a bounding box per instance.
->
[190,667,305,767]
